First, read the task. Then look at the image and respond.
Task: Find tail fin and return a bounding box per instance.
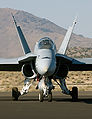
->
[58,17,77,55]
[11,13,31,54]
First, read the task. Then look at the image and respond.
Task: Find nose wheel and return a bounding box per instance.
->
[39,90,44,102]
[12,87,20,101]
[48,91,52,102]
[39,90,52,102]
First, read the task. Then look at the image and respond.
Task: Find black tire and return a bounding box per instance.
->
[48,91,52,102]
[39,90,44,102]
[72,87,78,102]
[12,87,20,101]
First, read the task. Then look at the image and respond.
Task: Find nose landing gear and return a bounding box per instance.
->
[39,90,44,102]
[38,76,54,102]
[38,90,52,102]
[48,91,52,102]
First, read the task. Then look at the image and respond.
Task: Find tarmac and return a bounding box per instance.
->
[0,91,92,119]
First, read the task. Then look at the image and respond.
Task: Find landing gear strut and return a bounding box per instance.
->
[12,87,20,101]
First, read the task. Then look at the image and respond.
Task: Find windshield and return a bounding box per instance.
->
[38,37,53,49]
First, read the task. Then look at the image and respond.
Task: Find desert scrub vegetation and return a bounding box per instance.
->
[0,71,92,91]
[66,47,92,58]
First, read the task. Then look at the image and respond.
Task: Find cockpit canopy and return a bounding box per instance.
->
[38,37,55,50]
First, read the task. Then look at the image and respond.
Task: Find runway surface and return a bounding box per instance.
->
[0,91,92,119]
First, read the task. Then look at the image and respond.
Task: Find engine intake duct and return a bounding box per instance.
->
[22,64,36,78]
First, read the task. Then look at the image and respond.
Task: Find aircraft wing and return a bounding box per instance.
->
[0,14,37,71]
[58,17,77,55]
[0,58,21,71]
[0,53,37,71]
[56,53,92,71]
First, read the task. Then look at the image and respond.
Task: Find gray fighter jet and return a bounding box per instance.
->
[0,14,91,102]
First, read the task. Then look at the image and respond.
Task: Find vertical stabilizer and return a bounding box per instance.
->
[58,17,77,55]
[11,13,31,54]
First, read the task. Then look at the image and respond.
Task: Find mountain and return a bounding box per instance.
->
[0,8,92,58]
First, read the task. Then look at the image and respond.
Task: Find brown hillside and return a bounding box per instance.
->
[0,8,92,58]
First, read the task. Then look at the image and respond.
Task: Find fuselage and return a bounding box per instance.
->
[34,37,56,76]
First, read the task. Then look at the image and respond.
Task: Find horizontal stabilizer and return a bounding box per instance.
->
[58,17,77,55]
[11,13,31,54]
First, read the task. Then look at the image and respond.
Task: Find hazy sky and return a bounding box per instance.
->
[0,0,92,38]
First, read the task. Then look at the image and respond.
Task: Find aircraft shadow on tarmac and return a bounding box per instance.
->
[53,97,92,104]
[0,96,92,104]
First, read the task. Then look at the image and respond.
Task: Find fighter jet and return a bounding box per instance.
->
[0,14,91,102]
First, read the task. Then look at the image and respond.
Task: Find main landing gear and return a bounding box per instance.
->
[55,78,78,102]
[12,87,20,101]
[12,78,34,101]
[71,87,78,102]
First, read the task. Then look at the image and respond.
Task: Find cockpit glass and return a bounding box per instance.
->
[38,38,53,49]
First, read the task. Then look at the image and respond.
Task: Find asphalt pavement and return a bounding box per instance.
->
[0,91,92,119]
